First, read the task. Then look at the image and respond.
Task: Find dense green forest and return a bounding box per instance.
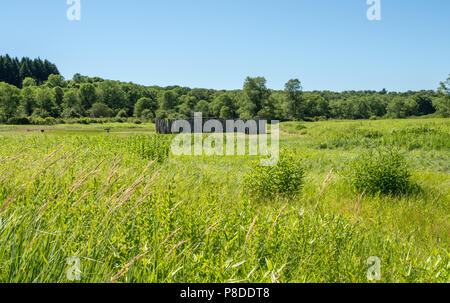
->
[0,55,449,124]
[0,55,59,88]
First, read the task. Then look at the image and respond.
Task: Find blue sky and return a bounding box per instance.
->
[1,0,449,91]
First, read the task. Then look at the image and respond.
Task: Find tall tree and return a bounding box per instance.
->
[0,82,21,122]
[22,77,37,88]
[19,58,33,87]
[45,74,67,88]
[284,79,303,120]
[79,83,97,110]
[19,86,37,117]
[34,87,59,118]
[134,97,157,118]
[434,75,450,117]
[61,89,83,118]
[194,100,210,116]
[98,81,128,111]
[241,77,270,118]
[210,93,235,118]
[158,90,178,111]
[0,55,60,87]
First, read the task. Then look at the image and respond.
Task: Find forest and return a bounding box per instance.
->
[0,55,449,125]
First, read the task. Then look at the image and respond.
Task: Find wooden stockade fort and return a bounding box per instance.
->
[156,118,267,135]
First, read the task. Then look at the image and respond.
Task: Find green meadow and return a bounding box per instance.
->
[0,118,448,283]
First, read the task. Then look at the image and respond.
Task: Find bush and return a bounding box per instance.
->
[111,117,126,123]
[78,118,91,125]
[314,116,328,122]
[125,118,143,124]
[90,103,114,118]
[44,117,57,125]
[116,109,129,119]
[295,123,306,130]
[346,148,412,195]
[134,97,156,118]
[242,150,305,201]
[29,117,57,126]
[7,117,30,125]
[62,107,83,119]
[30,116,46,125]
[141,109,155,121]
[433,96,450,118]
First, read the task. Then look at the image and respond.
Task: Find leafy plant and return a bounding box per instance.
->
[242,150,305,201]
[346,148,412,195]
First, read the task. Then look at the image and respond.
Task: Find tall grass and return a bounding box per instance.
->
[0,119,448,283]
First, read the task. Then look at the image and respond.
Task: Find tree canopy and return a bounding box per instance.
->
[0,55,447,124]
[0,55,59,88]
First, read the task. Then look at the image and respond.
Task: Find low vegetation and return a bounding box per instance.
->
[0,118,448,283]
[345,148,413,195]
[242,150,305,202]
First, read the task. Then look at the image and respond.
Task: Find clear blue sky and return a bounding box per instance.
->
[1,0,449,91]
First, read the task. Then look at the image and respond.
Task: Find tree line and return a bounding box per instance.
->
[0,56,449,124]
[0,55,59,88]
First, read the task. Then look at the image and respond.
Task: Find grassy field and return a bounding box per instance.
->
[0,118,448,283]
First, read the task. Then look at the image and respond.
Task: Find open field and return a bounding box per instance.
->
[0,118,448,283]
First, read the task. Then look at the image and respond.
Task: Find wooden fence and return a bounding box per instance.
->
[156,118,267,135]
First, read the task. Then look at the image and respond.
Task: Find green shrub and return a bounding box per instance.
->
[346,148,412,195]
[7,117,30,125]
[314,116,328,122]
[296,123,306,130]
[44,117,57,125]
[111,117,126,123]
[90,102,114,118]
[116,109,129,119]
[30,116,46,125]
[141,109,155,121]
[242,150,305,201]
[29,116,58,125]
[78,118,91,124]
